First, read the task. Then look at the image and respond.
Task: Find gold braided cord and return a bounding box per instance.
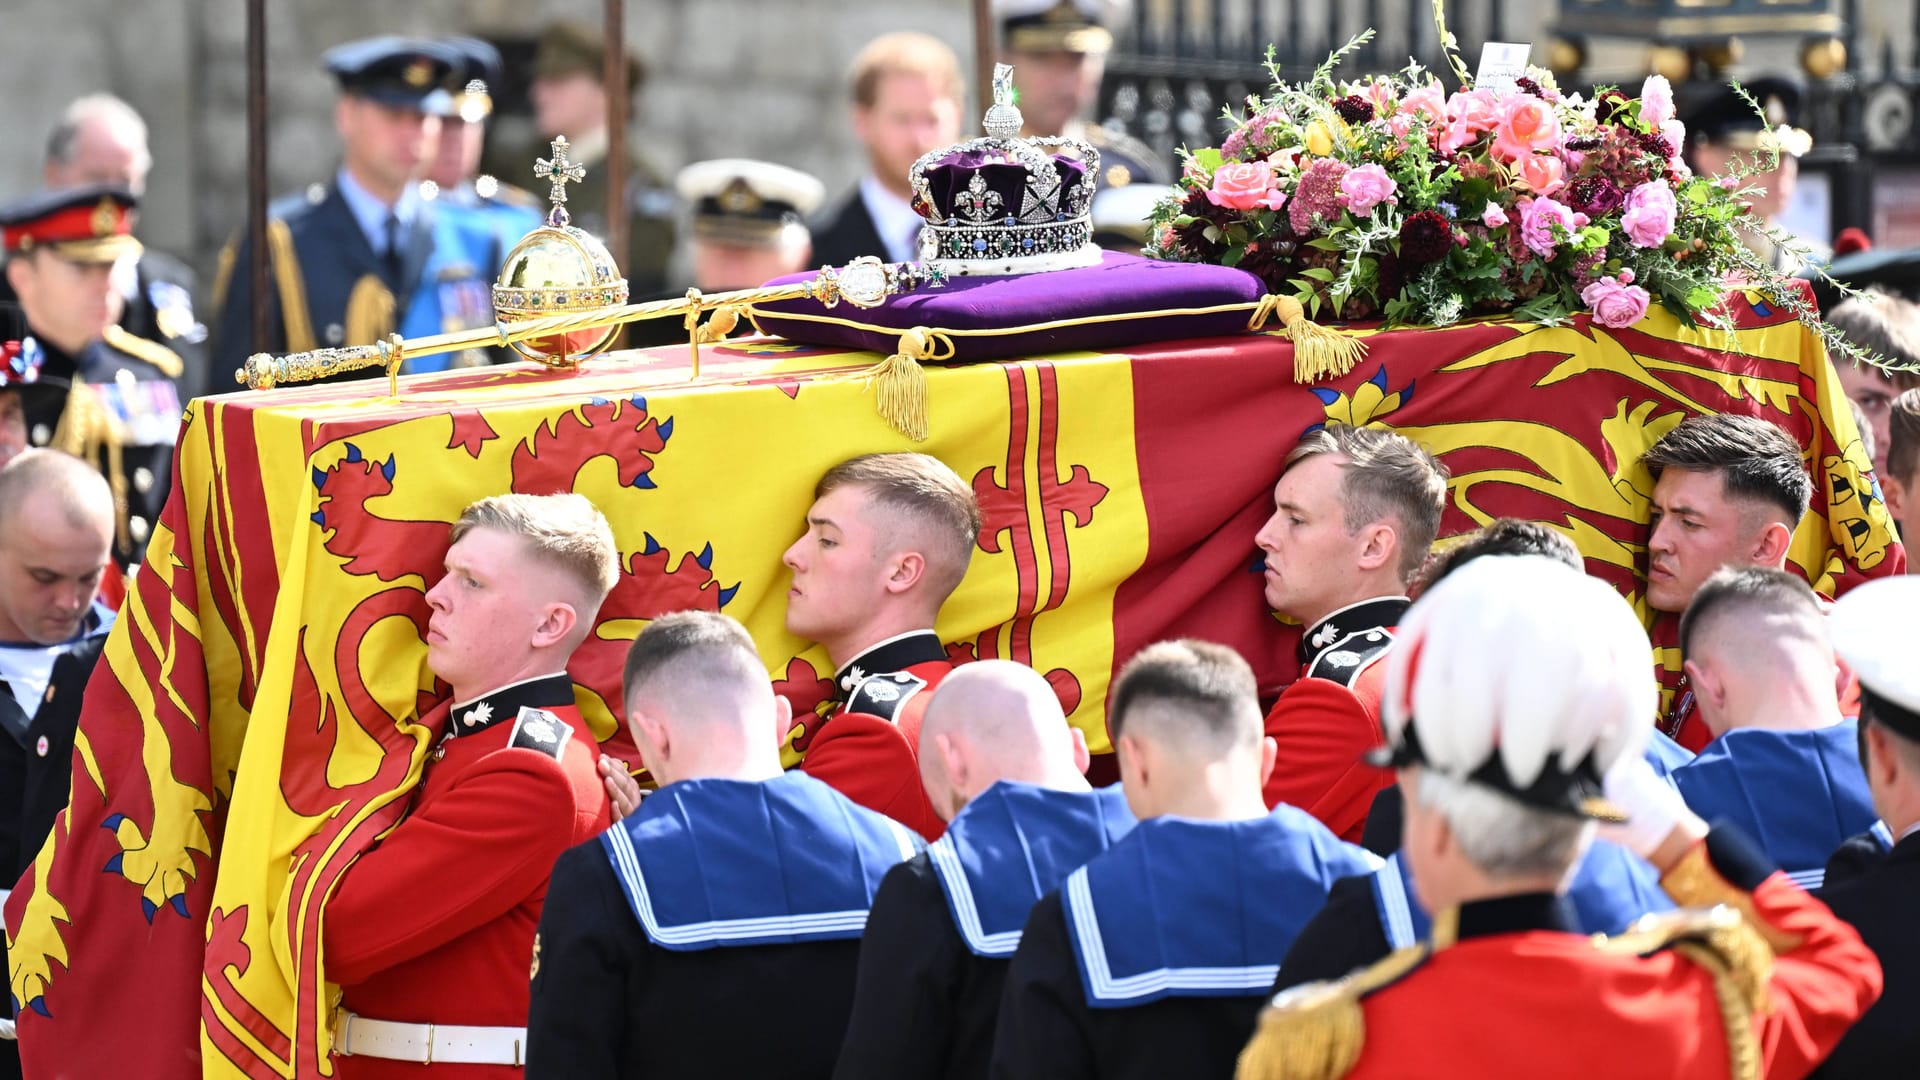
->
[344,275,397,351]
[1674,940,1763,1080]
[266,218,317,354]
[51,384,132,553]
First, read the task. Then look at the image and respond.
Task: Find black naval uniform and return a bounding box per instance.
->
[834,783,1135,1080]
[0,248,207,400]
[0,603,112,1080]
[526,772,919,1080]
[1814,829,1920,1077]
[18,330,181,568]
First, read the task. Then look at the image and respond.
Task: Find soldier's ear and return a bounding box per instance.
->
[1750,520,1794,567]
[531,601,578,649]
[1355,521,1397,573]
[1070,727,1090,776]
[884,550,928,594]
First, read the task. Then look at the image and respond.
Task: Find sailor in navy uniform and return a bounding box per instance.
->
[0,185,184,568]
[1668,567,1880,891]
[528,612,920,1080]
[990,641,1378,1080]
[0,450,116,1080]
[1812,577,1920,1077]
[211,36,497,382]
[835,661,1134,1080]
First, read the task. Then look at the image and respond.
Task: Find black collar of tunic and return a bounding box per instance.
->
[445,672,575,739]
[833,631,946,699]
[1443,891,1578,945]
[1297,596,1411,665]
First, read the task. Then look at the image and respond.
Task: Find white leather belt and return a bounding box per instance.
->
[332,1011,527,1066]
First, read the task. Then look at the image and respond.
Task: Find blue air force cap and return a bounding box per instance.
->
[321,36,459,112]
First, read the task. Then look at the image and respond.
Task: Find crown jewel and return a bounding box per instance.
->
[908,64,1102,276]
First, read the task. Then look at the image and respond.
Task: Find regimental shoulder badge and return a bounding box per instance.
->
[1306,628,1395,688]
[844,670,928,724]
[507,706,573,760]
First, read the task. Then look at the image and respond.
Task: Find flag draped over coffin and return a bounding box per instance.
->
[5,288,1899,1078]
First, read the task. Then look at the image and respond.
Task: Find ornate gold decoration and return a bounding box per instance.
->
[1234,945,1427,1080]
[533,136,588,213]
[90,198,118,238]
[239,256,945,390]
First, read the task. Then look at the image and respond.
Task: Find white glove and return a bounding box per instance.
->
[1597,757,1705,861]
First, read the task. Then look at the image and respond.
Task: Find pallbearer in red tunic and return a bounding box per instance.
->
[784,452,982,839]
[1236,555,1881,1080]
[1252,425,1447,843]
[323,494,618,1078]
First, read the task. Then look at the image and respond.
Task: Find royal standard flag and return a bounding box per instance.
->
[7,289,1899,1078]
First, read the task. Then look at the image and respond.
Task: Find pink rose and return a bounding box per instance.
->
[1338,163,1399,215]
[1582,276,1652,328]
[1403,82,1448,126]
[1206,160,1283,211]
[1448,89,1501,134]
[1519,196,1579,257]
[1639,75,1675,129]
[1513,153,1566,198]
[1492,95,1561,163]
[1621,180,1677,247]
[1482,203,1509,228]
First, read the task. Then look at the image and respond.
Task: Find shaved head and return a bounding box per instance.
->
[1680,567,1837,738]
[919,660,1089,820]
[621,611,788,785]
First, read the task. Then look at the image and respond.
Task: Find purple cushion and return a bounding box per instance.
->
[751,251,1267,360]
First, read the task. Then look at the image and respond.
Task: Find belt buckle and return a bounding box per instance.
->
[334,1012,355,1057]
[423,1022,435,1066]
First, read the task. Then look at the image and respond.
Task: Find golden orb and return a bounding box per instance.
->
[491,219,629,366]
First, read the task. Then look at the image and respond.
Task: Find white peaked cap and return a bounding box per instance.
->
[1378,555,1653,817]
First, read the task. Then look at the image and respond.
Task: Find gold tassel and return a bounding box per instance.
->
[1235,987,1364,1080]
[1249,295,1368,384]
[1675,940,1764,1080]
[861,326,952,442]
[695,303,747,344]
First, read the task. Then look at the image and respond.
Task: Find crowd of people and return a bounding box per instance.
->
[4,1,1920,1078]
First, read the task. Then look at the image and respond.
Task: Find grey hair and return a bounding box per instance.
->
[1412,769,1592,880]
[46,94,150,168]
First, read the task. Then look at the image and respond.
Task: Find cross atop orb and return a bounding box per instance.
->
[534,136,588,221]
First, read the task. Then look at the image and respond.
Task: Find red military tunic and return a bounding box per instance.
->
[1262,598,1406,843]
[1239,828,1883,1080]
[325,674,611,1079]
[800,630,951,840]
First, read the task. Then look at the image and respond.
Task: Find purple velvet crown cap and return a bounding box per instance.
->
[914,148,1091,227]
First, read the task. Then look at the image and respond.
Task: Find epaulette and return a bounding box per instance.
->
[506,707,573,761]
[844,670,929,723]
[1305,628,1394,688]
[1235,945,1426,1080]
[1084,125,1170,185]
[1596,906,1767,1080]
[101,325,184,379]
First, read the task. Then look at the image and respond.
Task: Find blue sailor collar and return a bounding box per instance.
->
[1296,596,1410,665]
[600,770,923,951]
[443,672,574,740]
[1674,721,1877,889]
[833,630,946,700]
[1370,839,1671,950]
[928,781,1135,958]
[1063,805,1380,1007]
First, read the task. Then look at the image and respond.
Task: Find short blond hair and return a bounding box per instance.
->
[1284,424,1449,582]
[450,493,619,604]
[848,31,964,109]
[818,452,981,600]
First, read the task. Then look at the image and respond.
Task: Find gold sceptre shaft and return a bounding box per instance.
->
[236,256,946,391]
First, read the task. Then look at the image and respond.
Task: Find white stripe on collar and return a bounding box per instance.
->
[927,834,1023,957]
[1062,865,1279,1004]
[833,628,940,684]
[1376,854,1418,949]
[604,815,918,947]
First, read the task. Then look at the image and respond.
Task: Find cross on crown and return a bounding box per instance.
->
[534,136,588,219]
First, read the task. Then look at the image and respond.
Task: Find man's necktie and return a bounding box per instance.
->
[382,213,404,289]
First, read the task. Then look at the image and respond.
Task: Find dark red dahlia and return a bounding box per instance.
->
[1332,95,1375,125]
[1398,209,1453,266]
[1515,77,1545,98]
[1635,130,1674,159]
[1563,135,1603,152]
[1596,89,1631,124]
[1566,176,1626,216]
